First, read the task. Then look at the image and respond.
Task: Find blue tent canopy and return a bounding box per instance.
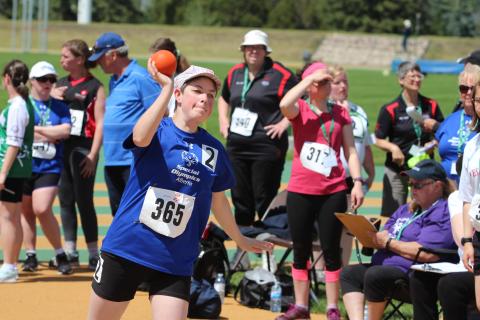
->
[391,59,464,75]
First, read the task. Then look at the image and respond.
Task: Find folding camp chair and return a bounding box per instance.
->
[383,246,458,320]
[230,190,324,302]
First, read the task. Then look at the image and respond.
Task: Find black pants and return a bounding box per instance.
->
[410,270,443,320]
[230,156,285,226]
[340,263,408,302]
[104,165,130,217]
[287,191,347,271]
[438,272,475,320]
[59,142,98,243]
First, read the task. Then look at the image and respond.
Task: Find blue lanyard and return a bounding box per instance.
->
[395,200,438,240]
[457,110,469,156]
[29,97,51,126]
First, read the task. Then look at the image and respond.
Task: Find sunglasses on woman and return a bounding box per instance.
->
[459,85,474,94]
[35,76,57,84]
[408,181,435,190]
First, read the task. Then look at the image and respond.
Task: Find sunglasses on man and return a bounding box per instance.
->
[35,76,57,84]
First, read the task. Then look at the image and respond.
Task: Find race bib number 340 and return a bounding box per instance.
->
[230,108,258,137]
[139,187,195,238]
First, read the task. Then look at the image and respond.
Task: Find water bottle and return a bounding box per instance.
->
[214,273,226,304]
[270,280,282,313]
[364,303,369,320]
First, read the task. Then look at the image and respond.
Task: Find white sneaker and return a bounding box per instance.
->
[0,265,18,283]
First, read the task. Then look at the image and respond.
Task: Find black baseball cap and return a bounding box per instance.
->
[457,50,480,66]
[401,159,447,181]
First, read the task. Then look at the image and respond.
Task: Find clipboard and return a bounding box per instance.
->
[410,262,466,274]
[335,212,378,248]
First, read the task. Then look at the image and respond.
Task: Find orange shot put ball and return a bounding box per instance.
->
[150,50,177,77]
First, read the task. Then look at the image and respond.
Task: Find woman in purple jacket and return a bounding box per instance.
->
[340,159,456,320]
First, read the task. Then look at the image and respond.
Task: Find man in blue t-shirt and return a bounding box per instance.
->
[88,32,160,216]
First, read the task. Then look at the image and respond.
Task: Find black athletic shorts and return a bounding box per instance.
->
[0,177,25,203]
[23,173,60,196]
[92,251,191,302]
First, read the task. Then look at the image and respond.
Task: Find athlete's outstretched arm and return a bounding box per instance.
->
[132,59,173,147]
[211,191,273,253]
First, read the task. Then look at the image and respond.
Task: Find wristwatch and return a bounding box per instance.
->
[352,177,365,184]
[461,237,473,246]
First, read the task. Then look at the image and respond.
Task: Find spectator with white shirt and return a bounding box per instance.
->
[460,78,480,314]
[0,60,34,282]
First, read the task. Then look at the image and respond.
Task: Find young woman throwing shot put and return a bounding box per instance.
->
[87,63,272,320]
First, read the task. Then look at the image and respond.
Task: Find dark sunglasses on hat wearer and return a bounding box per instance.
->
[34,75,57,84]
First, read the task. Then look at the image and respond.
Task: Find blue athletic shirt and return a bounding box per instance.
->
[435,108,475,183]
[101,117,236,276]
[103,60,160,166]
[31,97,71,174]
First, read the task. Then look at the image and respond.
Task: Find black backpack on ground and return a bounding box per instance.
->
[192,222,231,288]
[234,267,294,311]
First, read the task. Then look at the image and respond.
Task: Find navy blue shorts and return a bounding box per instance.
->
[23,173,60,196]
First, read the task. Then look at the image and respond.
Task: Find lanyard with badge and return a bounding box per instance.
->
[348,103,367,139]
[457,110,469,154]
[394,201,438,240]
[453,110,469,175]
[299,99,338,176]
[230,67,258,136]
[411,104,423,146]
[30,97,51,126]
[407,102,430,168]
[30,97,56,160]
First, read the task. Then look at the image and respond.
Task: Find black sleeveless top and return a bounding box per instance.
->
[57,75,102,139]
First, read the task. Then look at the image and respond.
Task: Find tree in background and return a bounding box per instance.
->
[1,0,479,37]
[422,0,479,37]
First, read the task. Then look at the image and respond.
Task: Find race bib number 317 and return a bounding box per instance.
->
[299,142,337,176]
[139,187,195,238]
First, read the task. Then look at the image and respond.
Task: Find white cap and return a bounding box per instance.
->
[174,65,221,91]
[29,61,57,79]
[240,30,272,53]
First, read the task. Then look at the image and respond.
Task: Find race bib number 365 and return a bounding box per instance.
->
[139,187,195,238]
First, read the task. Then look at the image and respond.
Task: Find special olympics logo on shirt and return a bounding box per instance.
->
[182,151,198,167]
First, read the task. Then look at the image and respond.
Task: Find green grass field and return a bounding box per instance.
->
[0,51,459,164]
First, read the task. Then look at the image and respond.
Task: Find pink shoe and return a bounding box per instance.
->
[275,304,310,320]
[326,307,341,320]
